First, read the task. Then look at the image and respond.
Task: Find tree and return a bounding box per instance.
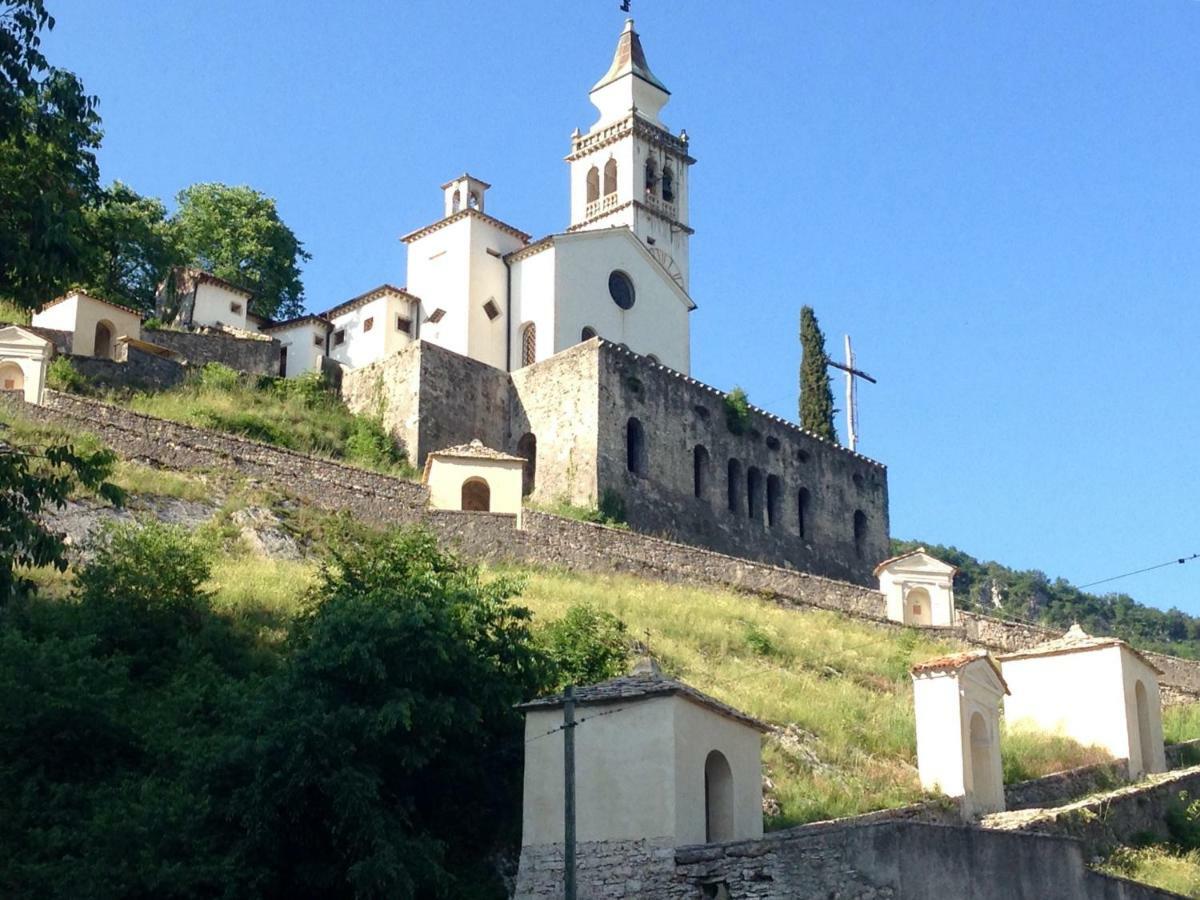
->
[0,3,102,310]
[539,603,629,689]
[0,427,120,604]
[226,527,554,898]
[80,182,178,312]
[170,183,310,320]
[799,305,838,442]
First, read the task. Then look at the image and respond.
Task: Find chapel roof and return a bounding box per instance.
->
[998,623,1163,674]
[259,313,333,333]
[321,284,418,320]
[517,656,770,732]
[174,267,255,299]
[421,439,526,483]
[37,290,143,319]
[873,547,958,577]
[400,207,531,245]
[911,650,1010,693]
[591,19,669,96]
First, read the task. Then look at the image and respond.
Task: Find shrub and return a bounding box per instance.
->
[141,316,162,330]
[196,361,241,392]
[540,603,629,689]
[724,386,751,435]
[46,355,88,393]
[345,415,408,472]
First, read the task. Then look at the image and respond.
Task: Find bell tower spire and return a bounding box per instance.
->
[566,19,695,291]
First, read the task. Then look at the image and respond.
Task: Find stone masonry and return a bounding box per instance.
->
[343,338,889,585]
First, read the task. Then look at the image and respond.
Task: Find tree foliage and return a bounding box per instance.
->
[799,305,837,442]
[80,181,177,312]
[171,183,310,320]
[0,0,101,309]
[539,603,629,689]
[0,427,119,604]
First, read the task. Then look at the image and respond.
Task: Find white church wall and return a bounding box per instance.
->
[521,696,677,846]
[191,282,249,330]
[552,231,690,373]
[671,696,763,845]
[1002,647,1131,762]
[466,217,522,370]
[328,296,389,369]
[407,223,472,358]
[270,321,327,378]
[32,293,142,357]
[509,246,558,369]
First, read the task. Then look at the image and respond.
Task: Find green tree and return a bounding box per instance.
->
[226,527,553,898]
[80,181,178,312]
[170,183,310,320]
[540,603,629,688]
[799,305,838,442]
[0,428,120,604]
[0,4,102,310]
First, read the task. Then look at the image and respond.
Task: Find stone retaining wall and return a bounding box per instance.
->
[515,821,1171,899]
[983,764,1200,858]
[142,328,279,375]
[70,347,185,392]
[1005,761,1130,811]
[17,392,1200,702]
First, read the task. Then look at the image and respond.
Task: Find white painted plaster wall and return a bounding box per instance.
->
[191,282,249,330]
[32,294,141,357]
[913,673,966,797]
[0,326,52,403]
[880,555,956,627]
[407,222,472,357]
[1121,654,1167,776]
[425,455,523,526]
[1002,647,1133,764]
[466,218,524,370]
[522,697,676,846]
[328,294,415,370]
[509,247,558,369]
[671,696,763,845]
[271,322,327,378]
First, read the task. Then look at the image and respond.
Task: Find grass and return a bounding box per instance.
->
[0,296,31,325]
[91,364,417,478]
[1166,703,1200,746]
[1001,728,1114,784]
[1099,845,1200,896]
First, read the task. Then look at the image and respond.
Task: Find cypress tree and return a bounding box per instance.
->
[799,305,838,442]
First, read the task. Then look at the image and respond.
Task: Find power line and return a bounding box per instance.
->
[1078,553,1200,590]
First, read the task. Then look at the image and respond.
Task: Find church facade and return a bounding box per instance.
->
[338,19,890,584]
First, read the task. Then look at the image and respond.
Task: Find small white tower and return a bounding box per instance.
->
[567,19,694,291]
[442,173,489,217]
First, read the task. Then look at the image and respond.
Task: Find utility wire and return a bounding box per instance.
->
[1078,553,1200,590]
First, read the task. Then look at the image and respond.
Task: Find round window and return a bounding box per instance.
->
[609,271,635,310]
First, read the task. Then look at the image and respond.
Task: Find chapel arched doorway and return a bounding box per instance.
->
[461,477,491,512]
[906,587,932,626]
[1135,680,1155,774]
[0,362,24,392]
[94,320,114,360]
[704,750,734,843]
[969,712,997,808]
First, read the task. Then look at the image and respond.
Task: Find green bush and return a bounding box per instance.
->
[539,603,629,688]
[597,488,627,525]
[141,316,162,330]
[46,355,88,393]
[346,415,407,471]
[196,362,242,392]
[724,386,751,435]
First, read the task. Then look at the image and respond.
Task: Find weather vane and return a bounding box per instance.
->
[620,0,631,12]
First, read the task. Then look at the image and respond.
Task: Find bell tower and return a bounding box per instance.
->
[567,19,695,291]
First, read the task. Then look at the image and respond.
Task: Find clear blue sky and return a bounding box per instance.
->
[42,1,1200,612]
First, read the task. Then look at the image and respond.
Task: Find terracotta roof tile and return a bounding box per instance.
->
[911,649,1009,693]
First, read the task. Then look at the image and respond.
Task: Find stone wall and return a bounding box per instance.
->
[984,764,1200,858]
[17,392,1200,702]
[35,392,429,522]
[515,821,1172,899]
[70,347,185,392]
[342,342,511,465]
[589,342,890,586]
[1005,760,1130,811]
[143,328,279,375]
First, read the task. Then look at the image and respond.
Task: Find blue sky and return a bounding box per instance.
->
[42,1,1200,612]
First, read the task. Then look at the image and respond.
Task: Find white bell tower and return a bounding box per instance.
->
[566,19,694,291]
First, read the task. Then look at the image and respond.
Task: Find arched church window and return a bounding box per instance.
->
[626,417,647,475]
[661,166,675,203]
[603,158,617,196]
[766,474,781,528]
[853,510,868,560]
[644,158,657,197]
[693,445,709,500]
[580,326,597,342]
[521,322,537,367]
[586,167,599,203]
[468,191,480,210]
[608,271,635,310]
[452,190,461,213]
[797,487,811,539]
[727,459,742,515]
